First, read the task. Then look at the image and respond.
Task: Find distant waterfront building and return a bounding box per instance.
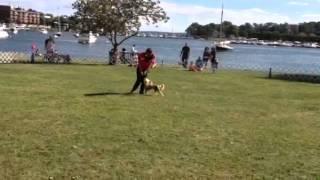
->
[288,24,299,35]
[0,5,41,25]
[137,31,190,39]
[0,5,11,23]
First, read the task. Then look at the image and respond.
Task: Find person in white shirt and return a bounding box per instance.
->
[131,44,138,65]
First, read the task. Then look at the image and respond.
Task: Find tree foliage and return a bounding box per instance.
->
[73,0,169,50]
[186,21,320,42]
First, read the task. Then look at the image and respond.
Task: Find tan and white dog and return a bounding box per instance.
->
[144,78,166,96]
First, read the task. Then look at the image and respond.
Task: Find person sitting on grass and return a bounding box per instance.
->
[188,61,198,72]
[129,48,157,95]
[189,57,204,72]
[195,56,204,71]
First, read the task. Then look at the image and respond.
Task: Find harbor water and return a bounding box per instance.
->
[1,31,320,74]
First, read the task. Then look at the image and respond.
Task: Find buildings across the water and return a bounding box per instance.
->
[0,5,41,25]
[137,31,192,39]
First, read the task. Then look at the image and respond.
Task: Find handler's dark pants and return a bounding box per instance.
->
[30,53,35,64]
[131,68,148,94]
[181,56,189,68]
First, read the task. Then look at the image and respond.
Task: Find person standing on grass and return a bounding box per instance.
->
[131,44,137,56]
[129,48,157,95]
[180,43,190,68]
[131,44,138,65]
[210,46,218,73]
[202,47,210,69]
[30,43,38,64]
[120,48,127,64]
[44,36,55,55]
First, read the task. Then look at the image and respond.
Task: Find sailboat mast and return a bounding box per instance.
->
[219,0,224,39]
[58,16,61,32]
[58,6,61,32]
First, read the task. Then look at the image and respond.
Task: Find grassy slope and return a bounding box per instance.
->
[0,64,320,179]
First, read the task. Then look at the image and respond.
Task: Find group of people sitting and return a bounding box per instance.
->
[109,45,138,66]
[30,36,71,64]
[188,46,218,72]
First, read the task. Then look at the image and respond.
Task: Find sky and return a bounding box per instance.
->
[1,0,320,32]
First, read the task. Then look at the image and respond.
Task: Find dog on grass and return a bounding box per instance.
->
[144,78,165,96]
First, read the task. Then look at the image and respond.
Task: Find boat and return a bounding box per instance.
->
[267,41,280,47]
[73,33,80,38]
[0,24,9,39]
[11,28,18,34]
[0,30,9,39]
[78,31,97,44]
[54,14,62,38]
[279,42,293,47]
[54,32,62,38]
[303,43,318,48]
[216,41,233,51]
[40,29,48,34]
[257,40,267,46]
[215,0,233,51]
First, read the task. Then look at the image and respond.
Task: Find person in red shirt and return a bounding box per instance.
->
[129,48,157,94]
[31,43,38,64]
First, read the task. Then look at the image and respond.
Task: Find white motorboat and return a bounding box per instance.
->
[54,32,62,38]
[303,43,318,48]
[78,31,97,44]
[0,30,9,39]
[257,40,267,46]
[0,25,9,39]
[11,28,18,34]
[73,33,80,38]
[40,29,48,34]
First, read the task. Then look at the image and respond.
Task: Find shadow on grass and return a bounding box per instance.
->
[269,74,320,84]
[84,92,132,97]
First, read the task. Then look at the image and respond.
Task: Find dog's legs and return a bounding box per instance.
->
[159,91,165,96]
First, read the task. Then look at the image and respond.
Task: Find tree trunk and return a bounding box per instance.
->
[109,45,119,65]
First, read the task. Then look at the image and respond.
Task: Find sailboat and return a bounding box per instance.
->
[54,15,62,38]
[78,31,97,44]
[216,0,233,51]
[40,15,49,34]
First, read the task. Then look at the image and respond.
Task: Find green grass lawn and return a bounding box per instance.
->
[0,64,320,179]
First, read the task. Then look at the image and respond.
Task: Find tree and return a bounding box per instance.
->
[67,15,82,31]
[186,23,202,37]
[73,0,169,64]
[223,21,238,38]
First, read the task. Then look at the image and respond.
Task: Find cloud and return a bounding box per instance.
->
[301,14,320,22]
[288,1,309,6]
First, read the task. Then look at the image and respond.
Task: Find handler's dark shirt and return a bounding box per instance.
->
[181,46,190,57]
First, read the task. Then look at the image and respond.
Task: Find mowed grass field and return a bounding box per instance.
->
[0,64,320,179]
